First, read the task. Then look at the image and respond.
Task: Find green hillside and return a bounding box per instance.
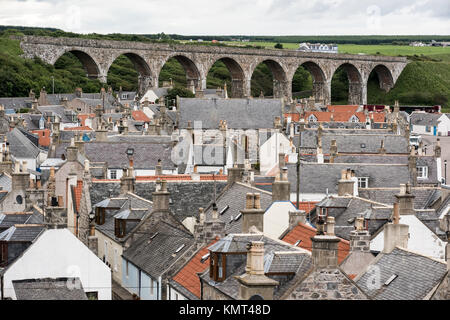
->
[0,28,449,111]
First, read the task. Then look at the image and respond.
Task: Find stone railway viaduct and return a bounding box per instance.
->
[19,36,408,105]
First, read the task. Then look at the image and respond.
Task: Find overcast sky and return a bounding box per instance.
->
[0,0,449,35]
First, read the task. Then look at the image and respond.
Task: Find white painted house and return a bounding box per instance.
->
[370,214,447,260]
[1,228,112,300]
[410,112,450,136]
[263,201,299,239]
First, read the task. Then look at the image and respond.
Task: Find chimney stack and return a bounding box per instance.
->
[394,183,415,215]
[197,204,226,242]
[329,139,338,163]
[349,216,371,252]
[119,161,135,194]
[236,241,278,300]
[311,223,340,269]
[289,210,307,228]
[272,167,290,202]
[155,159,163,176]
[66,138,78,162]
[241,193,265,233]
[227,164,244,185]
[337,169,357,197]
[152,179,170,211]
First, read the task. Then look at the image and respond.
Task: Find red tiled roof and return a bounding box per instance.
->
[74,180,83,213]
[172,239,218,298]
[132,110,151,122]
[291,201,318,214]
[284,113,300,122]
[31,129,51,147]
[327,105,360,113]
[64,126,93,131]
[282,222,350,264]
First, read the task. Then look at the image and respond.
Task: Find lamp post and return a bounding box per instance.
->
[51,76,55,94]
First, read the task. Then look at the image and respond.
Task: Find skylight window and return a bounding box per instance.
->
[220,205,229,215]
[384,274,398,286]
[234,213,242,221]
[175,244,185,253]
[150,232,159,240]
[200,253,210,263]
[294,240,302,246]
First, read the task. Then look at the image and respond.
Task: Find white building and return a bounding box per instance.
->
[410,112,450,136]
[1,228,112,300]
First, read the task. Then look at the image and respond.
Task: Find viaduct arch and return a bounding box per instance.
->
[19,35,408,104]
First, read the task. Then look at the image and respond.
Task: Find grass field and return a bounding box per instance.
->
[220,41,450,58]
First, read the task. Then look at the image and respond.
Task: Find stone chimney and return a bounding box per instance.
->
[66,138,78,162]
[349,216,371,252]
[0,142,13,174]
[274,116,282,130]
[289,210,307,228]
[382,200,409,253]
[329,139,338,163]
[272,167,290,202]
[152,179,170,212]
[75,87,83,98]
[394,183,415,215]
[227,164,244,185]
[119,158,135,194]
[196,204,226,242]
[155,159,163,176]
[434,138,441,158]
[236,241,279,300]
[408,147,418,186]
[74,132,85,155]
[88,223,98,255]
[11,160,30,191]
[337,169,356,196]
[311,219,340,269]
[38,87,49,106]
[378,139,386,154]
[241,193,265,233]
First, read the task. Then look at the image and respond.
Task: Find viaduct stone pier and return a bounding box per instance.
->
[18,35,408,104]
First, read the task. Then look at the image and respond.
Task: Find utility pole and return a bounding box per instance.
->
[296,120,305,210]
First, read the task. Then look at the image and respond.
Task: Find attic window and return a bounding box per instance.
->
[294,240,302,246]
[360,143,366,148]
[175,244,185,253]
[234,212,242,221]
[384,274,398,286]
[219,205,229,215]
[200,253,210,263]
[417,166,428,179]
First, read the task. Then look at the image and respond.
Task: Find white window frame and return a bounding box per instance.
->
[358,177,369,188]
[110,170,117,179]
[349,115,359,123]
[417,166,428,179]
[308,114,317,122]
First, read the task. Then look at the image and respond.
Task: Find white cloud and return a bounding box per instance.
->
[0,0,449,35]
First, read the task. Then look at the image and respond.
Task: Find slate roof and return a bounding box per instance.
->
[299,131,409,154]
[94,193,153,242]
[0,97,32,110]
[6,128,40,159]
[287,162,412,194]
[37,105,76,123]
[358,188,441,209]
[201,233,312,299]
[355,247,447,300]
[178,98,283,129]
[83,142,175,170]
[12,278,88,300]
[21,114,44,131]
[122,221,195,279]
[0,173,12,192]
[204,182,273,234]
[0,225,44,242]
[0,213,34,231]
[410,112,445,126]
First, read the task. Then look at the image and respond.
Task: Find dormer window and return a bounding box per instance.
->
[114,218,126,238]
[95,207,106,225]
[210,252,226,282]
[308,114,317,122]
[417,166,428,179]
[349,115,359,123]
